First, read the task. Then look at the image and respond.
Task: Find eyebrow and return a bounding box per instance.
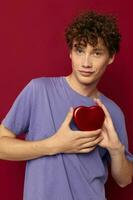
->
[92,47,105,51]
[73,44,82,48]
[73,44,106,51]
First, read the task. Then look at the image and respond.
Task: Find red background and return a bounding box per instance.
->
[0,0,133,199]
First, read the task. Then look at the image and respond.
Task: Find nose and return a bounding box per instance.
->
[82,54,92,68]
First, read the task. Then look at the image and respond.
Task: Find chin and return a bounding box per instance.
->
[77,76,95,85]
[75,71,100,85]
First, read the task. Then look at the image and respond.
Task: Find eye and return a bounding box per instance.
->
[76,48,84,54]
[93,51,103,56]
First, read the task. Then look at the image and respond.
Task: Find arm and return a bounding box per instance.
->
[94,98,133,187]
[108,142,133,187]
[0,108,103,161]
[0,124,57,161]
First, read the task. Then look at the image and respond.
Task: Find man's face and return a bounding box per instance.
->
[69,38,115,86]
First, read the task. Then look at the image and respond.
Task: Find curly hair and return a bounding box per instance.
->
[64,11,121,57]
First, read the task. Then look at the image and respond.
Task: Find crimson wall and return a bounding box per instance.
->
[0,0,133,199]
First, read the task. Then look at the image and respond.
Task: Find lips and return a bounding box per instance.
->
[79,70,94,76]
[79,71,94,73]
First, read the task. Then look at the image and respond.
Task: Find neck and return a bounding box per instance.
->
[65,74,101,99]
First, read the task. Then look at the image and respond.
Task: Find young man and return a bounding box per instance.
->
[0,11,133,200]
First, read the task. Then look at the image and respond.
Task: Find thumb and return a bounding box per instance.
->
[63,107,74,126]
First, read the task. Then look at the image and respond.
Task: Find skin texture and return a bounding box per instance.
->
[65,38,115,98]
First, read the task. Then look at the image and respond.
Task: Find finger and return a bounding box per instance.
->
[78,146,96,153]
[94,98,110,118]
[80,135,103,149]
[62,107,74,126]
[77,129,101,138]
[79,135,100,144]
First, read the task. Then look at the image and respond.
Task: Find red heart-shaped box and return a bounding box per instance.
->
[73,105,105,131]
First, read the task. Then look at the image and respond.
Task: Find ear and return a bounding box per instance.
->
[108,54,116,65]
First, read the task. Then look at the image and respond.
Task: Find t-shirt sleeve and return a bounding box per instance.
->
[105,106,133,163]
[1,80,34,136]
[117,110,133,162]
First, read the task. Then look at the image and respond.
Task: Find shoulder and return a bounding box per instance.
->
[30,76,51,86]
[101,94,125,121]
[28,76,64,98]
[30,76,62,88]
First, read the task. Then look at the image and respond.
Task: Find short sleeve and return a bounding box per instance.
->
[1,80,34,135]
[117,110,133,162]
[104,107,133,163]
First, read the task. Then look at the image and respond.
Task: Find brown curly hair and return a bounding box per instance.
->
[64,11,121,57]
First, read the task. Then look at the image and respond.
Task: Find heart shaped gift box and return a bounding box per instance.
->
[73,105,105,131]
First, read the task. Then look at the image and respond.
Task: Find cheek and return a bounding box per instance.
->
[95,61,108,75]
[71,56,82,68]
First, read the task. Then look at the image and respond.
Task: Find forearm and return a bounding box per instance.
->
[0,136,58,161]
[108,143,133,187]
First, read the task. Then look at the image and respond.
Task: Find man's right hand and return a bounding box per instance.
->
[0,107,103,161]
[49,107,103,154]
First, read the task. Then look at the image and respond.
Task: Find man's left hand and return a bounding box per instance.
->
[94,98,123,154]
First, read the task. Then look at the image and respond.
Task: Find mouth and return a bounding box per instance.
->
[78,70,94,76]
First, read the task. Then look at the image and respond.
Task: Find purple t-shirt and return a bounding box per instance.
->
[2,76,133,200]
